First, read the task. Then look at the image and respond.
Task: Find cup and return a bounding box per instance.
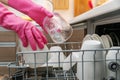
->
[43,13,73,43]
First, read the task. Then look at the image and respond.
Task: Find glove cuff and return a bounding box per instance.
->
[8,0,53,28]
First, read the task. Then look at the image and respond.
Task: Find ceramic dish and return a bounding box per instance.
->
[91,34,105,48]
[114,33,120,46]
[83,34,93,42]
[91,34,100,41]
[109,32,118,46]
[115,32,120,46]
[105,34,113,47]
[101,35,110,48]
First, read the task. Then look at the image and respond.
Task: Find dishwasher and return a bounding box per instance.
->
[7,18,120,80]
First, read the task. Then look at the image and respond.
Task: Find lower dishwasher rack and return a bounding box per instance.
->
[7,42,120,80]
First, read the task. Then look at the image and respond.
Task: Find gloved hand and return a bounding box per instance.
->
[0,3,47,50]
[8,0,53,32]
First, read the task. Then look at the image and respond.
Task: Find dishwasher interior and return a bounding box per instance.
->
[0,25,120,80]
[0,24,120,80]
[7,40,120,80]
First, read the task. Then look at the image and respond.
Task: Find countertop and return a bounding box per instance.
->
[69,0,120,24]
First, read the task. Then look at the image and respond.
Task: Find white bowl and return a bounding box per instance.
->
[63,51,80,70]
[41,46,66,67]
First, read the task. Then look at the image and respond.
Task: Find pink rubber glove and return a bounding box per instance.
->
[0,3,47,50]
[8,0,53,32]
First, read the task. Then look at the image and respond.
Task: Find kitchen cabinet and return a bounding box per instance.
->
[70,0,120,29]
[0,27,17,74]
[52,0,69,10]
[74,0,91,16]
[0,30,17,62]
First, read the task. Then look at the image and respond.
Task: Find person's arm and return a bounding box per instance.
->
[0,0,53,33]
[0,3,47,50]
[8,0,53,32]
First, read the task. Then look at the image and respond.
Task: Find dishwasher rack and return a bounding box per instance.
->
[6,42,120,80]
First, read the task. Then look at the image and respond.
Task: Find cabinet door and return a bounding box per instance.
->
[52,0,69,10]
[0,31,17,61]
[74,0,91,16]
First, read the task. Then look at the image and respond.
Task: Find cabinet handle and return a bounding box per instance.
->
[0,42,16,47]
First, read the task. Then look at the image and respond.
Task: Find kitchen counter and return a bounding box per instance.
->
[70,0,120,24]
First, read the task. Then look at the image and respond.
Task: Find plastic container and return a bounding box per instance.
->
[77,40,104,80]
[43,13,73,43]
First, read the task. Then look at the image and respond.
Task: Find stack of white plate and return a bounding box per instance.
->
[83,34,113,49]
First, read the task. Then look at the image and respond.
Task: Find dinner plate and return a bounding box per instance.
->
[91,34,105,48]
[92,34,103,42]
[101,35,110,48]
[109,32,118,46]
[115,32,120,46]
[91,34,100,41]
[104,35,111,48]
[105,34,113,47]
[113,33,120,46]
[83,34,93,42]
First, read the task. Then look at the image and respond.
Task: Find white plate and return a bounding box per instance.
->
[101,35,110,48]
[105,34,113,47]
[109,32,120,46]
[91,34,102,41]
[83,34,93,42]
[91,34,105,48]
[91,34,100,41]
[113,33,120,46]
